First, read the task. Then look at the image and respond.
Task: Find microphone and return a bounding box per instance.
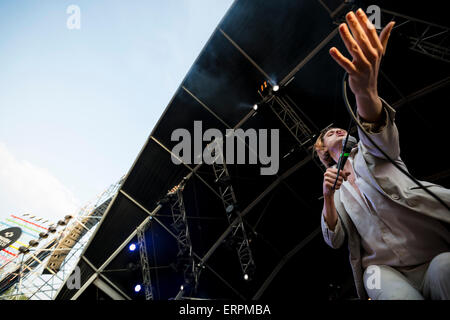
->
[332,134,357,190]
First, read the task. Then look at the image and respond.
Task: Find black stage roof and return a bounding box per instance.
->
[56,0,450,300]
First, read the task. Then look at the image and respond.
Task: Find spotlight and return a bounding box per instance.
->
[134,284,142,292]
[180,285,184,291]
[129,243,137,252]
[273,85,279,92]
[29,240,39,247]
[18,246,30,254]
[39,232,48,239]
[244,274,249,281]
[253,104,258,111]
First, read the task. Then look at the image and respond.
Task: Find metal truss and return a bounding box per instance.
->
[167,180,201,298]
[2,239,76,300]
[119,188,245,300]
[0,177,123,300]
[209,141,256,280]
[322,3,450,64]
[270,95,315,148]
[381,9,450,64]
[266,93,324,172]
[136,222,154,300]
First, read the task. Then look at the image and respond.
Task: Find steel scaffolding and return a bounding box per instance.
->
[0,177,123,300]
[381,9,450,64]
[165,179,201,299]
[136,222,154,300]
[210,140,256,280]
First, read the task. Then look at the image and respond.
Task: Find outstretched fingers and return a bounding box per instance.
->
[380,21,396,55]
[330,9,396,74]
[355,9,384,54]
[338,23,370,68]
[329,47,357,74]
[345,11,379,63]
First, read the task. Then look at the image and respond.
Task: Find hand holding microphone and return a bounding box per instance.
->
[323,168,350,198]
[331,134,357,190]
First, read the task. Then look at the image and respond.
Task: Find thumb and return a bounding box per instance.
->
[380,21,395,56]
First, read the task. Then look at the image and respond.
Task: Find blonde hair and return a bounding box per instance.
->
[313,127,338,168]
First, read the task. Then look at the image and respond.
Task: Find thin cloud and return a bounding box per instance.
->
[0,142,80,223]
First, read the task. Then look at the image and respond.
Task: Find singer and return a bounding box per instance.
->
[314,9,450,300]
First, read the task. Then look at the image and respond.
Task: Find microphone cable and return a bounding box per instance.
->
[341,71,450,211]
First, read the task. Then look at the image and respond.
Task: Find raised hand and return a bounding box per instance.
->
[329,9,395,122]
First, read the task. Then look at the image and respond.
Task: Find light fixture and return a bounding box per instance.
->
[253,104,258,111]
[273,85,279,92]
[18,246,30,254]
[134,284,142,292]
[225,204,234,213]
[129,243,137,252]
[29,240,39,247]
[244,274,249,281]
[180,285,184,291]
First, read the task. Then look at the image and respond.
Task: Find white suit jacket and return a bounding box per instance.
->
[321,98,450,299]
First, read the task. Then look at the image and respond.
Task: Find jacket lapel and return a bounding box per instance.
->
[334,190,367,300]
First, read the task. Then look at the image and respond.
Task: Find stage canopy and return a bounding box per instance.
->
[55,0,450,300]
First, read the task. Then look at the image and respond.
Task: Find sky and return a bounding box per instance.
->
[0,0,234,222]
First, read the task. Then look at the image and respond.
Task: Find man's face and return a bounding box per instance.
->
[322,128,347,152]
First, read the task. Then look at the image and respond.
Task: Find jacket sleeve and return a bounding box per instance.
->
[357,97,401,160]
[321,211,345,249]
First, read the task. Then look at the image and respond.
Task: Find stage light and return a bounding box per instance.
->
[180,285,184,291]
[134,284,142,292]
[253,104,258,111]
[39,232,48,239]
[18,246,30,254]
[129,243,137,252]
[29,240,39,247]
[225,204,234,213]
[244,274,249,281]
[273,85,279,92]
